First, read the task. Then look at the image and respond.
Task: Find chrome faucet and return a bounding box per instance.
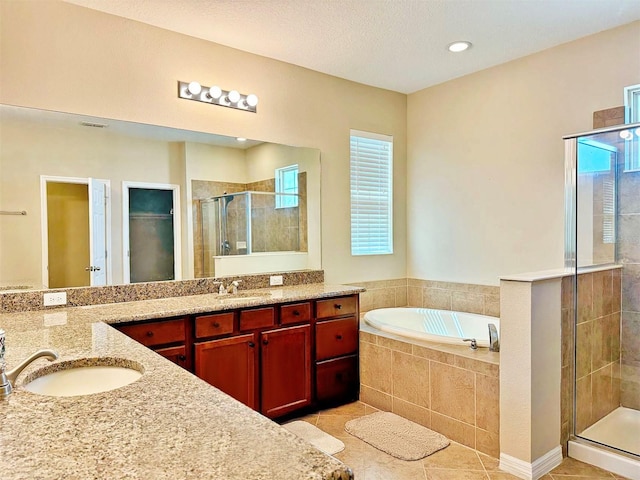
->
[488,323,500,352]
[227,280,242,295]
[463,338,478,350]
[1,347,59,398]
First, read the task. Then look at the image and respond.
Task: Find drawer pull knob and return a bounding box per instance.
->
[213,322,220,328]
[248,341,255,348]
[146,331,154,337]
[336,334,343,340]
[178,355,186,361]
[335,304,342,310]
[263,338,269,345]
[293,310,300,316]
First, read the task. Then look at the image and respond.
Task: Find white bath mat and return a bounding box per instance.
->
[283,420,345,455]
[345,411,449,460]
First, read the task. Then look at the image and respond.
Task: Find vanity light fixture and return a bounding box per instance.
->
[178,81,258,113]
[447,41,472,53]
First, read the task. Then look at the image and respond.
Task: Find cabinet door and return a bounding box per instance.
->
[260,324,312,418]
[155,345,190,371]
[195,333,258,410]
[316,354,359,404]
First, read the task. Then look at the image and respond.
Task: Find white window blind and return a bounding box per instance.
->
[350,129,393,256]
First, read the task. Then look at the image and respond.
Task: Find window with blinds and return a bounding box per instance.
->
[350,129,393,256]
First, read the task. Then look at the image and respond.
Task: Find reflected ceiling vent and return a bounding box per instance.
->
[79,121,108,128]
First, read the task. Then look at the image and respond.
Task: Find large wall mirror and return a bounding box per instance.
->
[0,104,321,291]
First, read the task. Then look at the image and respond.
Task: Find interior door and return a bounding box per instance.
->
[88,178,108,286]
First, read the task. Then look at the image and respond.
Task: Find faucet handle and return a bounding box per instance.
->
[463,338,478,350]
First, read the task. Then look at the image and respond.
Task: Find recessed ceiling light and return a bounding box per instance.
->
[236,137,247,142]
[447,41,472,53]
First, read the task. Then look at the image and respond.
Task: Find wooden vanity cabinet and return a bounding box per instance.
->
[315,295,360,406]
[116,295,359,418]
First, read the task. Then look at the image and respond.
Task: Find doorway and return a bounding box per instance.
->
[40,176,111,288]
[122,182,181,283]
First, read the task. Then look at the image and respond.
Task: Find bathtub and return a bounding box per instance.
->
[363,307,500,347]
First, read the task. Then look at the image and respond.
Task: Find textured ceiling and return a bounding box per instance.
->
[63,0,640,94]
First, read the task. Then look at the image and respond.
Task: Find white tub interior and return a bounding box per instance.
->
[364,307,500,347]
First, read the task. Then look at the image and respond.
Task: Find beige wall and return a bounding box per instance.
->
[407,21,640,286]
[0,0,408,285]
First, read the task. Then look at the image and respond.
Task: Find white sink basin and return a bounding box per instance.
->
[23,360,143,397]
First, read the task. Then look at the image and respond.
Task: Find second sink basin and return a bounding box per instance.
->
[23,358,144,397]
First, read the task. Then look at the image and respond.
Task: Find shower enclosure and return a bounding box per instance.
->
[564,122,640,469]
[198,191,301,277]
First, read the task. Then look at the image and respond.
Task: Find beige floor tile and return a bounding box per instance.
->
[425,469,488,479]
[315,414,358,438]
[297,413,319,425]
[551,477,615,480]
[478,453,500,471]
[422,442,484,470]
[550,457,616,477]
[320,401,368,416]
[364,459,427,479]
[487,473,521,480]
[288,402,623,480]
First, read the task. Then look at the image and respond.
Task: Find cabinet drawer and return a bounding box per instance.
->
[195,312,234,338]
[316,355,359,403]
[280,302,311,326]
[119,318,186,347]
[316,317,358,361]
[316,296,357,319]
[239,307,275,331]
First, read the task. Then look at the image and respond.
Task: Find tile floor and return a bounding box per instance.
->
[295,401,630,480]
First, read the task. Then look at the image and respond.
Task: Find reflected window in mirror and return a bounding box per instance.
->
[275,164,299,209]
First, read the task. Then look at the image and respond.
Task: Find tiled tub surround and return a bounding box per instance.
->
[359,320,500,457]
[0,283,361,480]
[0,269,324,314]
[560,267,622,452]
[352,278,500,317]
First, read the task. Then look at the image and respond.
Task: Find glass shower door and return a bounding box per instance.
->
[570,124,640,458]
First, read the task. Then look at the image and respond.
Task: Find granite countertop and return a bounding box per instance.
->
[0,283,363,480]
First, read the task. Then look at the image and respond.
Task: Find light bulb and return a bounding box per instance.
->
[187,81,202,95]
[208,86,222,99]
[447,41,472,53]
[236,137,247,142]
[619,130,633,140]
[246,94,259,107]
[635,127,640,137]
[227,90,241,103]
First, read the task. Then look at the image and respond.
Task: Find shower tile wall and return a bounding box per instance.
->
[619,167,640,410]
[561,268,622,448]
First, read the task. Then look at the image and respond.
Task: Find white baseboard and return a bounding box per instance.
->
[500,446,563,480]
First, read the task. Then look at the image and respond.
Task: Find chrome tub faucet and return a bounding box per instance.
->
[488,323,500,352]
